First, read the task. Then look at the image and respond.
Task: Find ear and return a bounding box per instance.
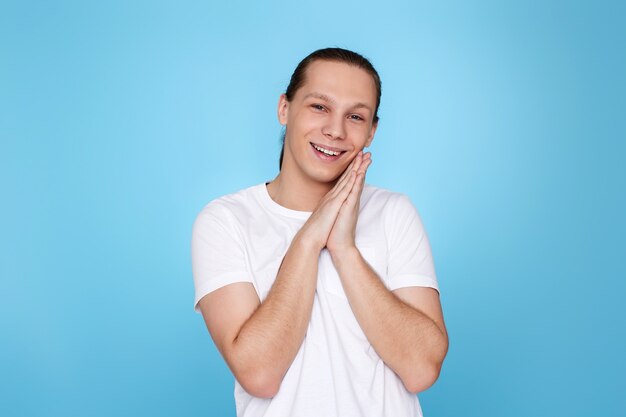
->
[277,94,289,125]
[364,120,378,148]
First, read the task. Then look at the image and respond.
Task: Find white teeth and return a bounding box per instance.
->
[312,144,340,156]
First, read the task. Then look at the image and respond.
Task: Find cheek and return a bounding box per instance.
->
[348,126,372,144]
[291,119,322,141]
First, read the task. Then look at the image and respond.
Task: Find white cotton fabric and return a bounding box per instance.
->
[191,182,439,417]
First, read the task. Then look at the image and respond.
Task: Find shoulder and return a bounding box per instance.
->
[360,184,426,237]
[194,183,265,230]
[361,183,416,214]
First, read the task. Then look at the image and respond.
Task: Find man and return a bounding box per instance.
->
[192,48,448,417]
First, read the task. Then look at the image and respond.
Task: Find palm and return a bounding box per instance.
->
[326,153,371,252]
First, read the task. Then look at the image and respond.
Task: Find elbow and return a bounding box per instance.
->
[402,362,443,394]
[235,367,282,399]
[227,341,284,398]
[403,331,449,393]
[401,342,448,394]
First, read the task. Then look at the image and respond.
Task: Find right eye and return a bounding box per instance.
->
[311,104,325,111]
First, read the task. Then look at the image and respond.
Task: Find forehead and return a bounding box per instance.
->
[297,60,377,107]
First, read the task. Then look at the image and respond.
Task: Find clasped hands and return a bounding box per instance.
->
[298,151,372,256]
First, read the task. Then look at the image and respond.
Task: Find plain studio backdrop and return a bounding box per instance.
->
[1,1,624,416]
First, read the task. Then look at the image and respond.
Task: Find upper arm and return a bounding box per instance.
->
[192,208,254,311]
[392,286,447,343]
[191,206,259,368]
[383,193,446,343]
[197,282,261,365]
[384,194,438,291]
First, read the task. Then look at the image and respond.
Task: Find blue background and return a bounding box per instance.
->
[2,0,625,416]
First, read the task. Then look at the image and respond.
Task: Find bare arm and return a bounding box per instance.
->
[198,233,320,398]
[197,158,362,398]
[325,153,447,393]
[329,248,448,393]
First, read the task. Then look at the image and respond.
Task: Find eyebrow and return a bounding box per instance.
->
[303,92,372,112]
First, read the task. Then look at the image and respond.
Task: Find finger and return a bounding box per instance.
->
[358,158,372,176]
[339,171,365,213]
[330,165,356,199]
[352,172,366,201]
[330,152,362,199]
[334,170,357,203]
[328,154,359,198]
[351,151,364,174]
[338,151,362,182]
[341,152,367,195]
[354,152,370,174]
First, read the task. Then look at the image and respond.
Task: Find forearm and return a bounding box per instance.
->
[330,247,448,392]
[231,232,320,393]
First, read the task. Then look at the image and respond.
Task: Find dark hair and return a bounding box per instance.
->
[279,47,382,169]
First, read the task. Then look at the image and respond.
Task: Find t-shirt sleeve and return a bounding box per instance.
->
[191,204,253,313]
[384,193,439,293]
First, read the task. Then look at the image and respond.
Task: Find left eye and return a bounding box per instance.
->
[349,114,364,121]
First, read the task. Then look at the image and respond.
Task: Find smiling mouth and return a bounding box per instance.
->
[310,142,345,157]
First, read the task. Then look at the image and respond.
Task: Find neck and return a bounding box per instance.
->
[266,170,334,212]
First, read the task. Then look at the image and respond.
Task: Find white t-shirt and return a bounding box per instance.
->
[192,182,439,417]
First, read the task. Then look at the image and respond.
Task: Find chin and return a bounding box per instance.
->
[309,167,344,184]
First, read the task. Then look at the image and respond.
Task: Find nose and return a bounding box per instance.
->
[321,114,346,141]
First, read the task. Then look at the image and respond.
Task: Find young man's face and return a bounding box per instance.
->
[278,60,378,185]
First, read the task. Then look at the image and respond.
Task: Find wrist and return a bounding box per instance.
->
[294,229,325,253]
[328,244,360,265]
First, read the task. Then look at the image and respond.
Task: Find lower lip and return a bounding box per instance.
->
[310,143,344,162]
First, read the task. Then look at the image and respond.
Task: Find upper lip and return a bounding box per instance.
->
[310,142,347,153]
